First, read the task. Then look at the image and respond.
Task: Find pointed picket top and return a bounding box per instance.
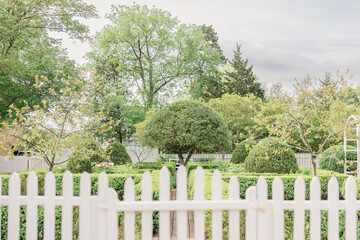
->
[98,171,108,196]
[257,176,268,200]
[62,171,73,196]
[124,177,135,201]
[272,176,284,200]
[9,172,20,193]
[177,165,187,200]
[194,166,205,200]
[294,176,305,240]
[310,176,321,199]
[142,171,152,201]
[229,176,239,200]
[328,176,339,200]
[27,172,38,196]
[295,176,305,197]
[159,166,170,200]
[212,170,222,200]
[80,172,91,197]
[245,186,257,240]
[345,176,357,200]
[45,171,55,194]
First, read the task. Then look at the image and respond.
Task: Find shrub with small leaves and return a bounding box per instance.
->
[244,137,298,174]
[230,140,256,163]
[319,145,356,173]
[106,142,132,165]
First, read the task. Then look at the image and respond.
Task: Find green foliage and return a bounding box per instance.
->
[231,140,256,163]
[185,162,230,173]
[87,4,220,109]
[139,100,231,165]
[244,137,299,174]
[106,142,132,165]
[221,43,265,99]
[319,145,356,173]
[0,0,97,120]
[208,94,263,145]
[133,162,176,176]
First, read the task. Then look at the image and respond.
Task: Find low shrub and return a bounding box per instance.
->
[133,162,176,176]
[244,137,298,174]
[185,162,229,173]
[230,140,256,163]
[319,145,356,173]
[106,142,132,165]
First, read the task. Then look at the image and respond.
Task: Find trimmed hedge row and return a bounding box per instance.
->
[132,162,176,176]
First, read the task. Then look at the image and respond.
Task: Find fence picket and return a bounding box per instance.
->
[273,176,284,240]
[26,172,38,240]
[328,177,339,240]
[96,172,109,240]
[8,173,20,240]
[294,176,305,240]
[345,176,357,240]
[310,177,321,240]
[257,176,272,240]
[79,172,91,240]
[228,176,240,240]
[212,170,222,240]
[62,171,73,240]
[194,166,205,240]
[44,171,56,240]
[142,171,153,240]
[177,165,188,239]
[106,188,118,240]
[245,186,257,240]
[124,177,135,240]
[159,166,170,240]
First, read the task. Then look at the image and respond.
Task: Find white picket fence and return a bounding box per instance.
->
[0,166,359,239]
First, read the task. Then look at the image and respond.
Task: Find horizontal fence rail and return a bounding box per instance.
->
[0,166,358,239]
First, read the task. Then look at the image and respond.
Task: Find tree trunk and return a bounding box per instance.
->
[311,154,317,176]
[184,146,197,165]
[178,153,185,165]
[49,163,53,172]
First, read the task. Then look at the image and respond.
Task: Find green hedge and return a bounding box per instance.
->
[185,162,230,173]
[133,162,176,176]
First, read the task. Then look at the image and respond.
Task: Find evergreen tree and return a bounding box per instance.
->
[223,43,265,99]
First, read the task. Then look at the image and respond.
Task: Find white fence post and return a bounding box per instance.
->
[124,177,135,240]
[245,186,257,240]
[257,176,272,240]
[142,171,153,240]
[44,172,56,240]
[211,170,222,240]
[194,166,205,240]
[345,176,357,240]
[26,172,38,240]
[96,172,109,240]
[177,165,188,239]
[310,177,321,240]
[79,172,91,240]
[294,176,305,240]
[8,173,20,240]
[159,166,170,239]
[228,176,240,240]
[272,176,284,239]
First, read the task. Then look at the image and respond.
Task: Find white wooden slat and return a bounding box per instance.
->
[257,176,272,240]
[96,172,109,240]
[272,177,284,240]
[194,166,205,240]
[8,173,20,240]
[245,186,257,240]
[0,175,2,229]
[328,177,339,240]
[62,171,73,240]
[142,171,153,240]
[124,177,135,240]
[26,172,38,240]
[310,177,321,240]
[44,171,56,240]
[345,176,357,240]
[294,176,305,240]
[106,188,119,240]
[228,176,240,240]
[159,166,170,240]
[177,165,188,239]
[212,170,222,240]
[79,172,91,240]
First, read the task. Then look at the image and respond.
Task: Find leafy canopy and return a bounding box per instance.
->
[138,100,231,165]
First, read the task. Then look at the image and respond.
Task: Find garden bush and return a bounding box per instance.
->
[133,162,176,176]
[230,140,256,163]
[106,142,132,165]
[319,145,356,173]
[244,137,298,174]
[67,139,103,173]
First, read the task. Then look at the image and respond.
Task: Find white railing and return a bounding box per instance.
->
[0,166,358,239]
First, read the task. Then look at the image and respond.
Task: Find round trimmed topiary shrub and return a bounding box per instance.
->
[244,137,298,174]
[106,142,132,165]
[231,140,256,164]
[319,145,356,173]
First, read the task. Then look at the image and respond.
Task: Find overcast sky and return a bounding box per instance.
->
[57,0,360,89]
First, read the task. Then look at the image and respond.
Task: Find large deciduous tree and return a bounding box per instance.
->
[138,101,231,165]
[0,0,98,120]
[87,4,221,109]
[257,73,359,176]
